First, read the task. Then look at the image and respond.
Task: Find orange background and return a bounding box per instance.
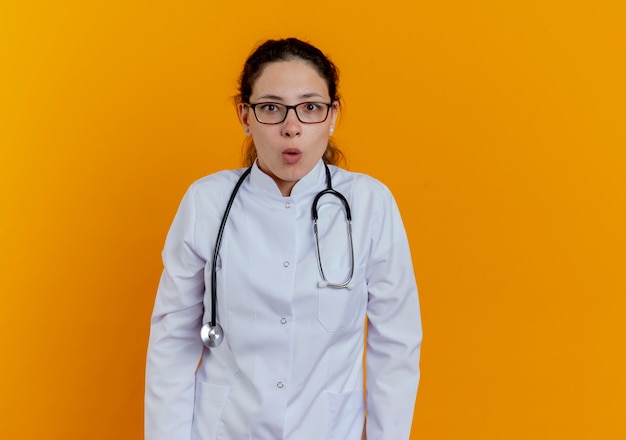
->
[1,1,625,438]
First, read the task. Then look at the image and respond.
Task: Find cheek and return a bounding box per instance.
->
[251,126,276,143]
[312,127,331,145]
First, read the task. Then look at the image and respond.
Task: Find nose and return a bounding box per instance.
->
[281,107,301,137]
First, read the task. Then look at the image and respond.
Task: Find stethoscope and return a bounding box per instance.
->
[200,164,354,348]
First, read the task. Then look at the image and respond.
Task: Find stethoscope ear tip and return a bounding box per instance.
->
[318,280,329,288]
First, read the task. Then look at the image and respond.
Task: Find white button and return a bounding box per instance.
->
[277,382,284,389]
[283,261,290,268]
[280,318,287,324]
[284,202,291,209]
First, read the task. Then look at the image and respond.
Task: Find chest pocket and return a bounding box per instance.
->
[317,265,367,332]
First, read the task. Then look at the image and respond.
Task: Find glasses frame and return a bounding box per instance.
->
[246,102,333,125]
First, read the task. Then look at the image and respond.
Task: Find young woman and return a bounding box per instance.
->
[145,38,422,440]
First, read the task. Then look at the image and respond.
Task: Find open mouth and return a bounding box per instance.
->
[282,148,302,164]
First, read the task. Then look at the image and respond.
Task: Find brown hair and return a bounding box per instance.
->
[236,38,345,167]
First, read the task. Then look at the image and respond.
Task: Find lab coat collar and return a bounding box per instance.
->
[249,160,326,199]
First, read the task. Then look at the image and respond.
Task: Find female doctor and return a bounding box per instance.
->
[145,38,422,440]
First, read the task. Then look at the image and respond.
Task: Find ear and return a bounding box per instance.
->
[238,103,251,131]
[329,100,339,128]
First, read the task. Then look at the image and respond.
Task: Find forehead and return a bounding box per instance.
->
[251,60,330,100]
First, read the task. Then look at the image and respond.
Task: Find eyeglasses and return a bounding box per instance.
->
[247,102,332,124]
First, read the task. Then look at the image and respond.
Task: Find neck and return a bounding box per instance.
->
[276,180,296,197]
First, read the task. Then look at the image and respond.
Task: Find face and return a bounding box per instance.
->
[238,59,338,196]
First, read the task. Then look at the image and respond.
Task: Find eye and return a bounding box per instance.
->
[258,103,280,113]
[303,103,322,112]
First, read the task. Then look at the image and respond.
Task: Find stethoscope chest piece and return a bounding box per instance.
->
[200,322,224,347]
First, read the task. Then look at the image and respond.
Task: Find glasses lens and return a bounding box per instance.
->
[295,102,330,123]
[252,103,285,124]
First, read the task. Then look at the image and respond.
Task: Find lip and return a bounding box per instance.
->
[282,148,302,164]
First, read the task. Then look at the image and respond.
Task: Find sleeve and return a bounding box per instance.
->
[145,186,206,440]
[365,188,422,440]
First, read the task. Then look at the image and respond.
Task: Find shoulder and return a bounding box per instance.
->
[185,167,249,201]
[172,167,250,220]
[189,167,249,192]
[329,166,394,202]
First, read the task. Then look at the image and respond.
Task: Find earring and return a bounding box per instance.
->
[244,128,250,135]
[330,127,335,135]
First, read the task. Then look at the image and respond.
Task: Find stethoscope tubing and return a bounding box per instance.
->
[312,165,354,288]
[210,167,252,327]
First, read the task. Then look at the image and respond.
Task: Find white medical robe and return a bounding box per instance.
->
[145,160,422,439]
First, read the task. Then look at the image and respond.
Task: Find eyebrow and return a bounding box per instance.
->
[256,92,326,101]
